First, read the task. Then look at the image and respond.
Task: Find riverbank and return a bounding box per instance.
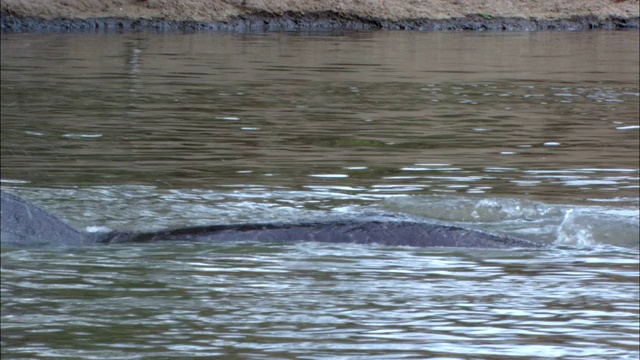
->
[1,0,639,33]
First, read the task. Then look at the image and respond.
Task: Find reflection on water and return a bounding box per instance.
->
[1,30,639,359]
[1,31,638,205]
[1,243,639,359]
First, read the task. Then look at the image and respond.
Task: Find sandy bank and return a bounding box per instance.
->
[1,0,639,32]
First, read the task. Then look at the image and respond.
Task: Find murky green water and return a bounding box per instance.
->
[1,30,639,359]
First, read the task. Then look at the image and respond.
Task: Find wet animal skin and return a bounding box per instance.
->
[1,190,542,248]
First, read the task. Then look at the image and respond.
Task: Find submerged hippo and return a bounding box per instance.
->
[0,190,542,248]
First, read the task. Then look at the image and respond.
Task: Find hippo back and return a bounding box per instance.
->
[1,190,90,247]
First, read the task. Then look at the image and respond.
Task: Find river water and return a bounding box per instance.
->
[1,30,639,359]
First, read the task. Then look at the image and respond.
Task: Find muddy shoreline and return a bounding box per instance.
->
[2,9,639,33]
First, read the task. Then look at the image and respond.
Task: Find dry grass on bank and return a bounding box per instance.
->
[1,0,639,22]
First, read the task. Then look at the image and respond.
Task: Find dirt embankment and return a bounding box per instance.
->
[1,0,639,32]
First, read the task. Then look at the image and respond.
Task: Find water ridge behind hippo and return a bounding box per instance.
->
[0,190,542,248]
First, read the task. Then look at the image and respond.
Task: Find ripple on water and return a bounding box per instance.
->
[1,243,638,359]
[1,31,638,359]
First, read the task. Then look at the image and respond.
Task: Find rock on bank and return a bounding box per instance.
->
[1,0,639,33]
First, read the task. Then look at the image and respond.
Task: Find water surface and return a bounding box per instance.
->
[1,30,639,359]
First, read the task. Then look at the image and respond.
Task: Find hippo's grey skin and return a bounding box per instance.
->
[1,190,96,246]
[1,190,542,248]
